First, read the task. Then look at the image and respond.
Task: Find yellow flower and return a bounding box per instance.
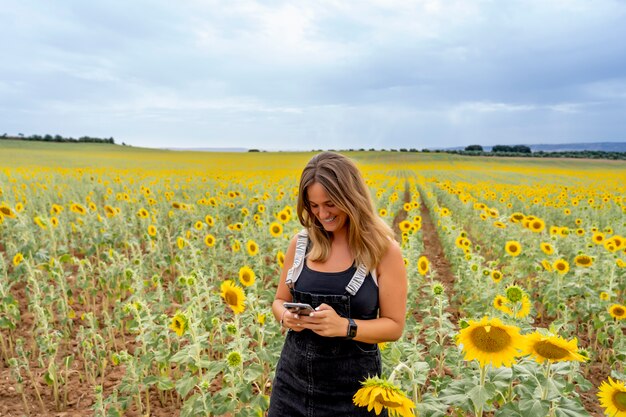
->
[573,254,593,268]
[256,313,266,326]
[147,225,157,237]
[70,203,86,215]
[417,256,429,276]
[104,205,117,218]
[205,214,215,226]
[204,234,216,247]
[353,376,415,417]
[194,220,204,230]
[276,209,291,223]
[169,312,188,337]
[238,266,256,287]
[493,295,513,315]
[177,237,186,249]
[528,218,545,233]
[514,295,532,319]
[136,208,149,218]
[13,253,24,267]
[269,222,283,237]
[592,232,605,244]
[232,240,241,252]
[553,259,569,275]
[456,316,523,368]
[398,220,412,232]
[379,208,388,217]
[541,259,552,272]
[51,217,59,228]
[609,304,626,320]
[246,239,259,256]
[33,216,47,229]
[597,377,626,417]
[540,242,554,255]
[220,280,246,314]
[521,331,585,363]
[276,251,285,268]
[491,270,503,283]
[505,241,522,257]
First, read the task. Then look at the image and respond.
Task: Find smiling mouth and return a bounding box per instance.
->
[323,216,336,223]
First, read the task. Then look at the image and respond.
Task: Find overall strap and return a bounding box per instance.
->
[285,229,309,288]
[345,263,369,296]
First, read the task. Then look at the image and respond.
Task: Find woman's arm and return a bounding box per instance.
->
[271,235,306,331]
[299,240,408,343]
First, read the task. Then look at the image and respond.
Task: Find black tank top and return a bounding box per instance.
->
[295,261,380,320]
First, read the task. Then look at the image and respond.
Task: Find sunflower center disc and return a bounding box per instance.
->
[225,291,238,306]
[470,326,511,352]
[534,340,569,360]
[613,392,626,411]
[614,307,625,317]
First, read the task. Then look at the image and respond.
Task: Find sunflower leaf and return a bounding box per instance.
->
[518,398,550,416]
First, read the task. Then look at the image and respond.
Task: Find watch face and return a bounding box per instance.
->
[348,319,357,338]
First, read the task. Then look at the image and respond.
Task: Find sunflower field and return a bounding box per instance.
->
[0,140,625,417]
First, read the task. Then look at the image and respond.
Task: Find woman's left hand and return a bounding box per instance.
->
[299,303,347,338]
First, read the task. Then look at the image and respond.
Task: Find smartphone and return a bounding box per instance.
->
[283,302,315,316]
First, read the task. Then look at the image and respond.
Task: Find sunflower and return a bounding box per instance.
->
[193,220,204,230]
[505,241,522,257]
[277,210,291,223]
[528,218,545,233]
[597,377,626,417]
[12,253,24,267]
[137,208,149,218]
[70,203,86,215]
[493,221,507,229]
[232,240,241,252]
[509,212,525,223]
[204,234,216,247]
[491,270,503,283]
[177,237,186,250]
[353,376,415,417]
[514,295,532,319]
[493,295,513,315]
[398,220,412,232]
[599,292,610,301]
[148,225,157,237]
[238,266,256,287]
[33,216,47,229]
[50,217,59,228]
[541,259,552,272]
[169,312,188,337]
[276,251,285,268]
[104,205,117,218]
[553,259,569,275]
[220,280,246,314]
[592,232,605,244]
[574,254,593,268]
[269,222,283,237]
[456,316,523,368]
[520,331,586,364]
[417,256,429,276]
[540,242,554,255]
[609,304,626,320]
[379,208,388,217]
[246,239,259,256]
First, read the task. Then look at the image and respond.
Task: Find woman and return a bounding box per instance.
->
[268,152,408,416]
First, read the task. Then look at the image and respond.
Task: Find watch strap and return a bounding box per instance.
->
[346,318,357,339]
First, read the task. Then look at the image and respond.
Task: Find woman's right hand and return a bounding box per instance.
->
[282,311,306,332]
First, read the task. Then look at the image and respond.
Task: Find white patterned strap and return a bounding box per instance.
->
[285,229,309,288]
[345,263,369,295]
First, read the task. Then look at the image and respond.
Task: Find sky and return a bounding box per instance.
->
[2,0,626,150]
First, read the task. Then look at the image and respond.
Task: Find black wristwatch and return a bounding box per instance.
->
[346,318,357,339]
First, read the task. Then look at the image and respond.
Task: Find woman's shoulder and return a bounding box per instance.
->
[375,238,403,275]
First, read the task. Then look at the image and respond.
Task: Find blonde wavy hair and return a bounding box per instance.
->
[296,152,395,270]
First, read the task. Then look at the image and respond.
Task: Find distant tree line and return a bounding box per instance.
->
[297,145,626,160]
[1,133,116,144]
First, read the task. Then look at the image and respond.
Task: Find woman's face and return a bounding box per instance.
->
[307,182,348,234]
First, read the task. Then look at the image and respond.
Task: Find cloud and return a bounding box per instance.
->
[1,0,626,148]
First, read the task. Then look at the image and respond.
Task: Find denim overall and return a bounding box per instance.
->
[268,231,387,417]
